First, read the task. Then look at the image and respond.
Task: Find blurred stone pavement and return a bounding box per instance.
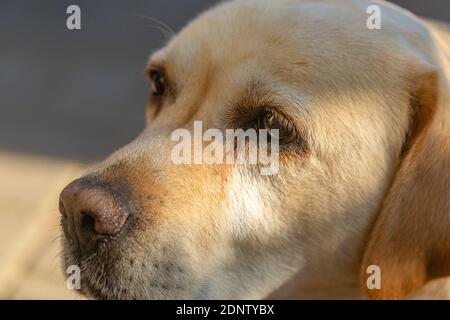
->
[0,151,85,299]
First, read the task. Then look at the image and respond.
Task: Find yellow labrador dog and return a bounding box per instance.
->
[59,0,450,299]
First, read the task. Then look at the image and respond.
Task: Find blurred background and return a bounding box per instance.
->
[0,0,448,299]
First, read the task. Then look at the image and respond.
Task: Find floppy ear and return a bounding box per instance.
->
[360,61,450,299]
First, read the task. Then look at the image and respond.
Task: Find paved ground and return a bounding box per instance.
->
[0,151,85,299]
[0,0,448,299]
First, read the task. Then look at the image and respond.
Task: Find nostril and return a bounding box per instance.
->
[80,210,97,235]
[80,206,128,237]
[59,198,67,217]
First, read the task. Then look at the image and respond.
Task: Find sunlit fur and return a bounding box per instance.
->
[62,0,450,299]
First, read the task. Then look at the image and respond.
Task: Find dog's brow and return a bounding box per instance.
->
[240,80,273,107]
[145,61,164,76]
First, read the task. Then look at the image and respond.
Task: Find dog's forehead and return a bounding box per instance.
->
[140,0,437,143]
[150,0,431,86]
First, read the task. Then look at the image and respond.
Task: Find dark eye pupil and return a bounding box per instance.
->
[150,71,165,96]
[258,112,296,144]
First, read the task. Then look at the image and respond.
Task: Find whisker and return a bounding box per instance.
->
[135,14,175,40]
[51,234,62,244]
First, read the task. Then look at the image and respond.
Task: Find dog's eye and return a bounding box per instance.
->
[256,111,297,145]
[149,70,165,97]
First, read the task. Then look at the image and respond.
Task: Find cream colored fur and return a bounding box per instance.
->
[62,0,450,299]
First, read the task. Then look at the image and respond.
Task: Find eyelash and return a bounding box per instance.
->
[254,109,299,146]
[229,105,299,147]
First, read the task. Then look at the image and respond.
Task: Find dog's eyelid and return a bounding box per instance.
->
[261,106,300,132]
[262,106,311,153]
[145,65,165,80]
[144,54,167,74]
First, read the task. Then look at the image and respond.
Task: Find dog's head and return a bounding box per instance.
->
[59,0,450,299]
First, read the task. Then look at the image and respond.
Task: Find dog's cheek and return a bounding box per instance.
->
[128,162,234,296]
[225,166,286,242]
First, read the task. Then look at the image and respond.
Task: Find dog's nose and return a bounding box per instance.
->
[59,177,129,253]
